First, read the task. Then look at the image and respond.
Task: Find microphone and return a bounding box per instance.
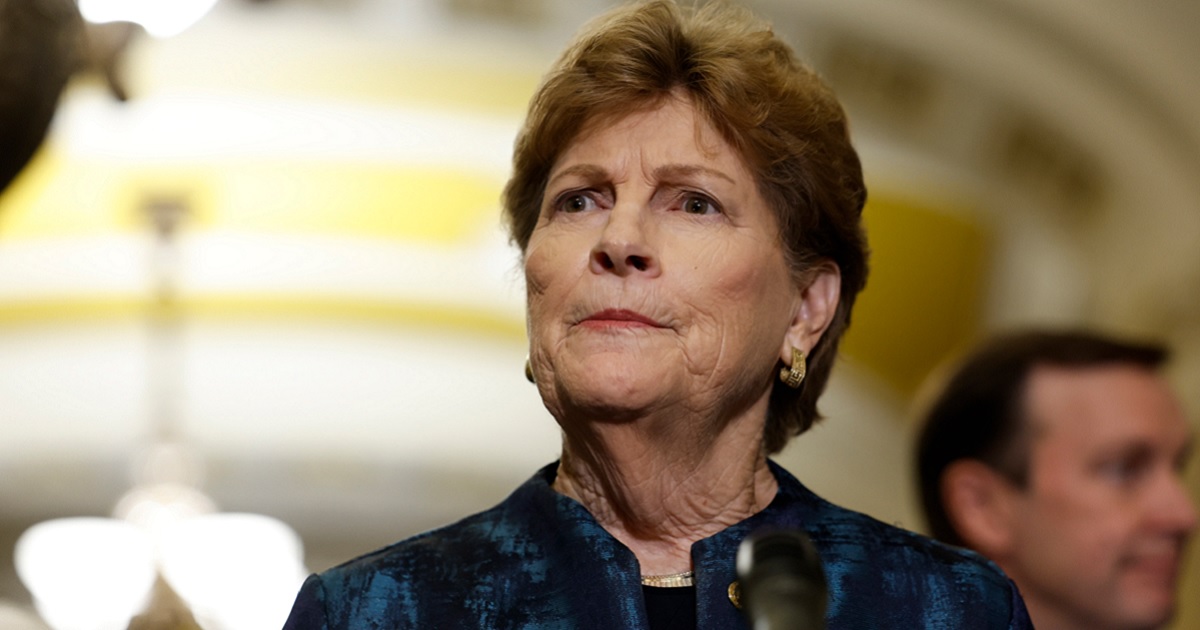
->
[736,530,827,630]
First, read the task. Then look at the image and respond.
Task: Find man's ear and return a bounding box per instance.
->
[940,459,1020,559]
[779,261,841,363]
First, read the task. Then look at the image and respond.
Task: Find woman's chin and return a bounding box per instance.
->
[550,365,678,421]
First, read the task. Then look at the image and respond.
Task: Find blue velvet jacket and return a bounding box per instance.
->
[284,461,1032,629]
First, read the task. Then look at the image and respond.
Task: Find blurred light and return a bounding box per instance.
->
[78,0,220,38]
[14,518,157,630]
[129,442,207,489]
[159,513,308,630]
[15,510,307,629]
[113,482,218,542]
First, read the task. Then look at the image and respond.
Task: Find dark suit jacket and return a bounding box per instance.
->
[284,461,1032,629]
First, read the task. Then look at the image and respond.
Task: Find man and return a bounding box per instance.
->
[916,329,1197,630]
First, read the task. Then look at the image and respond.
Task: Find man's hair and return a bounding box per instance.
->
[915,329,1168,546]
[502,0,869,453]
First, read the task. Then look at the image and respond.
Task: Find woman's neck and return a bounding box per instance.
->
[551,406,778,576]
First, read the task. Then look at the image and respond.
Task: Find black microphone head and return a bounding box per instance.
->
[736,529,827,629]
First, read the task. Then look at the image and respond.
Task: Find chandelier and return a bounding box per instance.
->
[14,197,307,630]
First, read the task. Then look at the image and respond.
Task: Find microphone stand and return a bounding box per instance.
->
[736,530,828,630]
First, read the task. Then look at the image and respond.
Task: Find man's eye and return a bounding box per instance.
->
[681,195,720,215]
[1099,457,1148,485]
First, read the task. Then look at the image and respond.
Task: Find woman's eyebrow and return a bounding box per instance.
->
[652,163,735,185]
[546,164,607,188]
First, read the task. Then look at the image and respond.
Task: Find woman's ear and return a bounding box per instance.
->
[779,261,841,363]
[940,459,1019,559]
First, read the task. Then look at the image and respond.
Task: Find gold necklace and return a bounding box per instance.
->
[640,570,695,588]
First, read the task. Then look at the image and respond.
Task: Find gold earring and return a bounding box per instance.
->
[779,347,806,388]
[524,357,535,384]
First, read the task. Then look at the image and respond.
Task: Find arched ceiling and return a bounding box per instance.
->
[1,0,1197,625]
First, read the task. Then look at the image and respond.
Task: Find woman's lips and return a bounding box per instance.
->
[578,309,665,329]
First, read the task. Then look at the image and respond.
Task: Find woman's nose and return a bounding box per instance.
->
[589,207,660,277]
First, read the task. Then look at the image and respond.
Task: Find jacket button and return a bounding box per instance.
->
[728,580,742,609]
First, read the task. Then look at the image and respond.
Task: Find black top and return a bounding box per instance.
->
[643,585,697,630]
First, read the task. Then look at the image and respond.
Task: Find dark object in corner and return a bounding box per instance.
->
[0,0,85,194]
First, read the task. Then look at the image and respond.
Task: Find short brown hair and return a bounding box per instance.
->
[502,0,869,453]
[915,329,1169,547]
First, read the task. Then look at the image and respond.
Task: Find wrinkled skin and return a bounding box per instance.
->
[523,94,820,442]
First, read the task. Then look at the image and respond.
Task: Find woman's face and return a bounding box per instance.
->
[524,95,806,426]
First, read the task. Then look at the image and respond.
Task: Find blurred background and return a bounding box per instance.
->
[1,0,1197,627]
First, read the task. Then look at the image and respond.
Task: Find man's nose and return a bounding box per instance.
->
[1154,472,1199,535]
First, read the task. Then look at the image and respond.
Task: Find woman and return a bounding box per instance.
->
[284,1,1032,628]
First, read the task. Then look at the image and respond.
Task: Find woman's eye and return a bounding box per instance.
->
[681,195,720,215]
[558,193,594,213]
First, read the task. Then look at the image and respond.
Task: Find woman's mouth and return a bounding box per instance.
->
[577,309,665,329]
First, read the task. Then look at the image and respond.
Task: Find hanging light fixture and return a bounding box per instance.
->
[15,195,307,630]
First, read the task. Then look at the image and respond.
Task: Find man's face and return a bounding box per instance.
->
[1001,365,1197,630]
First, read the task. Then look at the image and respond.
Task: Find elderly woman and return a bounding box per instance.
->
[284,1,1032,628]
